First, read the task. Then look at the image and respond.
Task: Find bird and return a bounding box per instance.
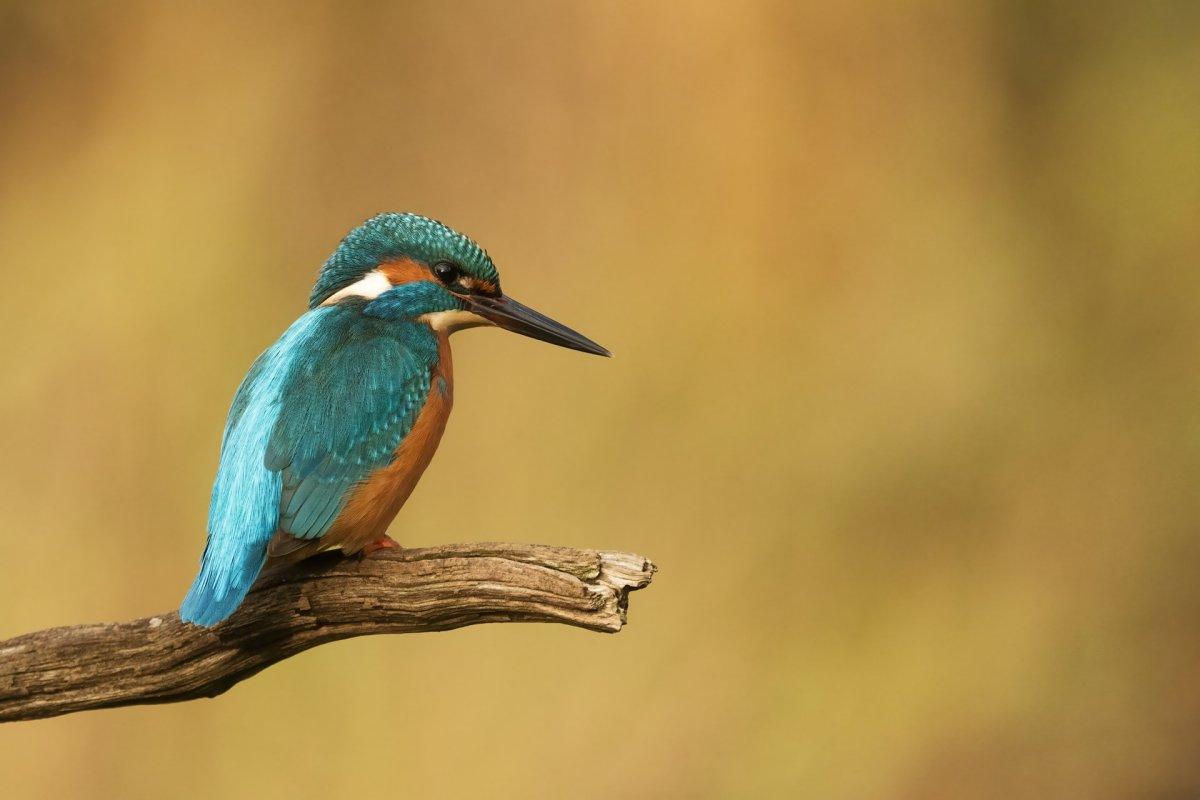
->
[179,212,609,626]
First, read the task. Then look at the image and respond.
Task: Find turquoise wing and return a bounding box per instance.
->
[266,312,436,544]
[180,304,437,626]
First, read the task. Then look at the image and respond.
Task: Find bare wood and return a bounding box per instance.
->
[0,543,656,723]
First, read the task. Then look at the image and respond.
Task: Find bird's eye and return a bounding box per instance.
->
[433,261,461,286]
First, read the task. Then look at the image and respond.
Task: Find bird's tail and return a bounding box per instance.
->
[179,539,268,627]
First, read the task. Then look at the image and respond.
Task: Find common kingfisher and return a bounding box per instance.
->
[180,213,608,626]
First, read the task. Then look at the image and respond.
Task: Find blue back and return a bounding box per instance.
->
[180,291,450,626]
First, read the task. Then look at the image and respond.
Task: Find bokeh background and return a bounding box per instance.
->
[1,1,1199,797]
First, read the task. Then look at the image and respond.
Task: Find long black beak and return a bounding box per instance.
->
[465,294,611,357]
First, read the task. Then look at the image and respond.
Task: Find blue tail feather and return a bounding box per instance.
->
[180,543,269,626]
[179,312,326,626]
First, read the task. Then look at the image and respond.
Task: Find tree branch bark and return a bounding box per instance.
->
[0,542,656,723]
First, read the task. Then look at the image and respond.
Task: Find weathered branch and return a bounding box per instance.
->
[0,542,656,723]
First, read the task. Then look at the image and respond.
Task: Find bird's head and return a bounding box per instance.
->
[311,213,609,356]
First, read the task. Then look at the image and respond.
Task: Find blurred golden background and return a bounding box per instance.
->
[1,1,1199,797]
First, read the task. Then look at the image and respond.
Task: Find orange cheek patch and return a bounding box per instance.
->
[468,278,499,296]
[379,258,434,285]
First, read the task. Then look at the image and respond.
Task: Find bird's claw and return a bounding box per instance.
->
[360,536,402,559]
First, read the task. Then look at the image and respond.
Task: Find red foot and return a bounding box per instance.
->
[360,535,402,559]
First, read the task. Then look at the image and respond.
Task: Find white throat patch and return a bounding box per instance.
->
[421,309,492,332]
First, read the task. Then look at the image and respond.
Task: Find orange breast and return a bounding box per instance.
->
[319,332,455,554]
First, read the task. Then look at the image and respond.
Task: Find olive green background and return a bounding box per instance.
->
[1,2,1198,797]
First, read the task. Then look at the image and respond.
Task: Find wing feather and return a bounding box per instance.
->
[268,309,436,544]
[181,304,438,626]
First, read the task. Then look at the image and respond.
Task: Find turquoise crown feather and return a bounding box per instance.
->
[310,212,498,308]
